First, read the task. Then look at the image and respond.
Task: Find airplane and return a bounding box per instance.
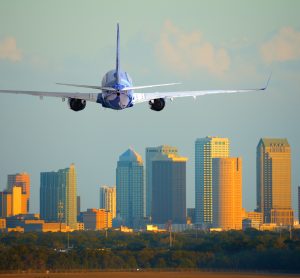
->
[0,24,270,112]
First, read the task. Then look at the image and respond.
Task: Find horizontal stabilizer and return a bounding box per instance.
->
[56,83,116,92]
[121,82,180,91]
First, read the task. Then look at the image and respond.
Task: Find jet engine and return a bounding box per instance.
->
[149,98,165,111]
[68,98,86,111]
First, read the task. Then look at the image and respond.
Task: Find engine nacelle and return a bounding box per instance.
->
[68,98,86,112]
[149,98,165,111]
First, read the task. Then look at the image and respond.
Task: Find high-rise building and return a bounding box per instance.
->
[116,148,144,228]
[99,185,116,218]
[82,208,112,230]
[7,172,30,213]
[145,145,178,217]
[152,152,187,224]
[0,191,11,217]
[0,186,23,217]
[64,164,77,229]
[195,136,230,225]
[40,171,64,222]
[212,157,242,230]
[40,163,77,229]
[257,138,294,226]
[11,186,22,216]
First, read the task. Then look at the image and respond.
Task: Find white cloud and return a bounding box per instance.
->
[156,21,230,75]
[0,37,22,62]
[261,27,300,63]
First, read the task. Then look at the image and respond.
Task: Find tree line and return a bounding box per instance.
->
[1,229,300,272]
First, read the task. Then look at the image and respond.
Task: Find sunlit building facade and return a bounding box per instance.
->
[242,211,263,230]
[116,148,144,228]
[195,136,230,225]
[0,186,23,217]
[256,138,294,226]
[82,208,112,230]
[152,152,187,224]
[212,157,242,230]
[100,185,116,218]
[145,145,178,217]
[7,172,30,214]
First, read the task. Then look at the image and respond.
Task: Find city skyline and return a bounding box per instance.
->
[0,136,300,219]
[0,1,299,216]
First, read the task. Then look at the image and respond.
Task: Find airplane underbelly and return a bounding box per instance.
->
[97,92,133,110]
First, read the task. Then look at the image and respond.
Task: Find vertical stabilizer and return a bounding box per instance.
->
[116,23,120,84]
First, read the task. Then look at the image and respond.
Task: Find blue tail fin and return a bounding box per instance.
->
[116,23,120,84]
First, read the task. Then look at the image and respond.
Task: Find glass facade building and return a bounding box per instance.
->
[152,152,187,224]
[116,148,144,228]
[40,163,77,229]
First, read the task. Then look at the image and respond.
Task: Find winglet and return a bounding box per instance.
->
[262,72,272,90]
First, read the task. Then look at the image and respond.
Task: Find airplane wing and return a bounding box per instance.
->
[132,74,271,104]
[0,89,99,102]
[133,87,266,104]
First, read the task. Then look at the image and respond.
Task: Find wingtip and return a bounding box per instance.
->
[262,72,272,90]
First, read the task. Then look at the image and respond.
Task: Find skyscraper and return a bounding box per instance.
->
[64,164,77,229]
[7,172,30,213]
[257,138,294,226]
[145,145,178,217]
[212,157,242,230]
[0,191,11,217]
[195,136,230,225]
[0,186,22,217]
[40,163,77,229]
[11,186,22,216]
[152,152,187,224]
[40,171,64,222]
[116,148,144,228]
[99,185,116,218]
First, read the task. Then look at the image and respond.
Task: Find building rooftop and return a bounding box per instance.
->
[259,138,290,147]
[119,148,143,163]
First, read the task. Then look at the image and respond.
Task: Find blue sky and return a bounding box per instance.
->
[0,0,300,214]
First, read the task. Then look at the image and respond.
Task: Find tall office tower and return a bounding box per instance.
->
[40,163,77,229]
[7,172,30,213]
[212,157,242,230]
[257,138,294,226]
[152,152,187,224]
[0,186,22,217]
[298,186,300,223]
[195,136,230,225]
[116,148,144,228]
[145,145,178,217]
[99,185,116,218]
[40,171,64,222]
